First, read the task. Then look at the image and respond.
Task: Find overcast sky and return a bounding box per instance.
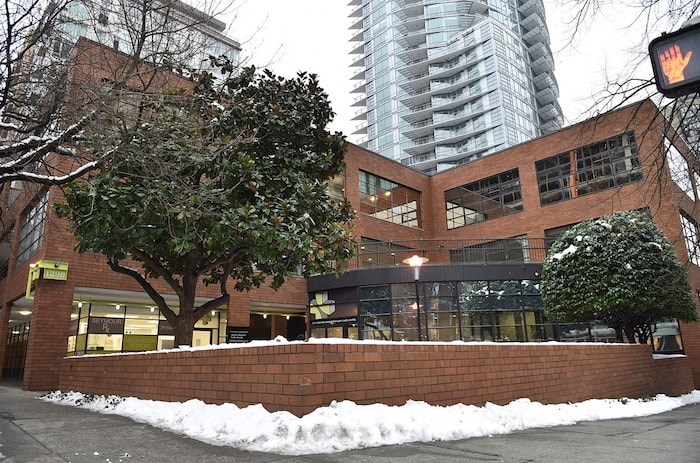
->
[225,0,669,143]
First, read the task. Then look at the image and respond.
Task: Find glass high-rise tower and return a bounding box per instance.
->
[349,0,562,173]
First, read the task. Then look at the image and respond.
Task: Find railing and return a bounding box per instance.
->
[344,237,550,270]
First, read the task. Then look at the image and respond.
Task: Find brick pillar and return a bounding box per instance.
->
[0,301,12,377]
[227,291,250,328]
[23,278,74,391]
[681,322,700,389]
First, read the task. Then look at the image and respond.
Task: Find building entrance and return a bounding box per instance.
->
[3,321,29,380]
[249,313,306,341]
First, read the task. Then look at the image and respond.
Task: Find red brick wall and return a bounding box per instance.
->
[23,279,75,390]
[58,342,694,417]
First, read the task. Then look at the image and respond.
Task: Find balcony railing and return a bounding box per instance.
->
[345,237,551,270]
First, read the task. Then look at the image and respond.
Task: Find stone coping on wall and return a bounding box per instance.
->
[58,340,695,417]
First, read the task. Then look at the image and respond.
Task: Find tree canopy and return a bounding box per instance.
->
[56,63,356,345]
[541,210,697,344]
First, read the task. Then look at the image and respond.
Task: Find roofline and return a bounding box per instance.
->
[348,98,658,177]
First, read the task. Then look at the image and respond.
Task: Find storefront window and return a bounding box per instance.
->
[66,301,226,354]
[391,282,418,341]
[312,275,684,350]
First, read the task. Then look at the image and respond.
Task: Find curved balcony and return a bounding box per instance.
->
[532,71,555,91]
[535,87,556,105]
[522,25,548,46]
[531,55,553,74]
[538,103,559,121]
[518,0,545,16]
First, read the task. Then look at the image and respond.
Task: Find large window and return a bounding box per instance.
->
[444,168,522,229]
[359,171,422,228]
[328,170,346,202]
[664,137,696,200]
[680,212,700,266]
[536,132,642,205]
[17,191,48,264]
[359,285,393,341]
[356,278,549,343]
[67,302,226,355]
[0,228,13,280]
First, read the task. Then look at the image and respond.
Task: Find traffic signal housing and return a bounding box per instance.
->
[650,21,700,98]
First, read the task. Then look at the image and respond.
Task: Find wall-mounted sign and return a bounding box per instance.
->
[309,291,335,320]
[158,320,175,336]
[88,316,125,335]
[25,260,69,299]
[226,326,250,343]
[310,317,358,327]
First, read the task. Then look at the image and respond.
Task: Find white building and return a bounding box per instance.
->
[349,0,563,173]
[36,0,240,71]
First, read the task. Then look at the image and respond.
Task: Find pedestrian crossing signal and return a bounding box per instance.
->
[650,21,700,98]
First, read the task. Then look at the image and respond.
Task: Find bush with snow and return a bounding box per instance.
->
[541,211,697,343]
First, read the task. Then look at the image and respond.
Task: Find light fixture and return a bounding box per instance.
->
[77,301,83,309]
[18,310,31,316]
[263,313,268,319]
[211,310,216,316]
[286,315,290,320]
[403,254,429,341]
[150,307,155,312]
[115,304,121,310]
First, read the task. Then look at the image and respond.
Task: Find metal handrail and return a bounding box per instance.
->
[343,237,551,270]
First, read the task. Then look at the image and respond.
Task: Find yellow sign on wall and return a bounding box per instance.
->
[25,260,70,299]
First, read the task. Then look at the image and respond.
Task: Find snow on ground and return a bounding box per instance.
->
[41,389,700,455]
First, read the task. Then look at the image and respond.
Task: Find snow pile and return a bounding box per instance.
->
[551,244,577,260]
[41,390,700,455]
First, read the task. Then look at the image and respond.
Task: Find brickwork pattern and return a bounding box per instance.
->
[58,343,694,417]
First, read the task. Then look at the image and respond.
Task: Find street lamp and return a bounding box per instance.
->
[403,254,429,341]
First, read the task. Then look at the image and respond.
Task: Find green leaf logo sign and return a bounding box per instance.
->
[309,292,335,320]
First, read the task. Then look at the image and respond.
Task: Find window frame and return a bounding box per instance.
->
[17,191,49,264]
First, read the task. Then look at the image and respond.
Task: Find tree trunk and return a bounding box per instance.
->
[172,306,196,347]
[613,326,624,342]
[622,324,637,344]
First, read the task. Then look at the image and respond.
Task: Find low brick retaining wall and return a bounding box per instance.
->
[58,342,695,416]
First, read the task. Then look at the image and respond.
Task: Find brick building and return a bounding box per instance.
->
[1,91,699,390]
[310,98,700,386]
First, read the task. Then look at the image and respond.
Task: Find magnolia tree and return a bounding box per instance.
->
[541,210,697,344]
[57,64,356,346]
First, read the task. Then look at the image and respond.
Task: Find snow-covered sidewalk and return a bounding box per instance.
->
[41,389,700,455]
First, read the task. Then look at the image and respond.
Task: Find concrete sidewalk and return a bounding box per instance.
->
[1,383,699,463]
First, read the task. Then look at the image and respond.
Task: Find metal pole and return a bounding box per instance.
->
[415,278,422,341]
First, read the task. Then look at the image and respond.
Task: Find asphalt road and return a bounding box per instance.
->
[1,383,699,462]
